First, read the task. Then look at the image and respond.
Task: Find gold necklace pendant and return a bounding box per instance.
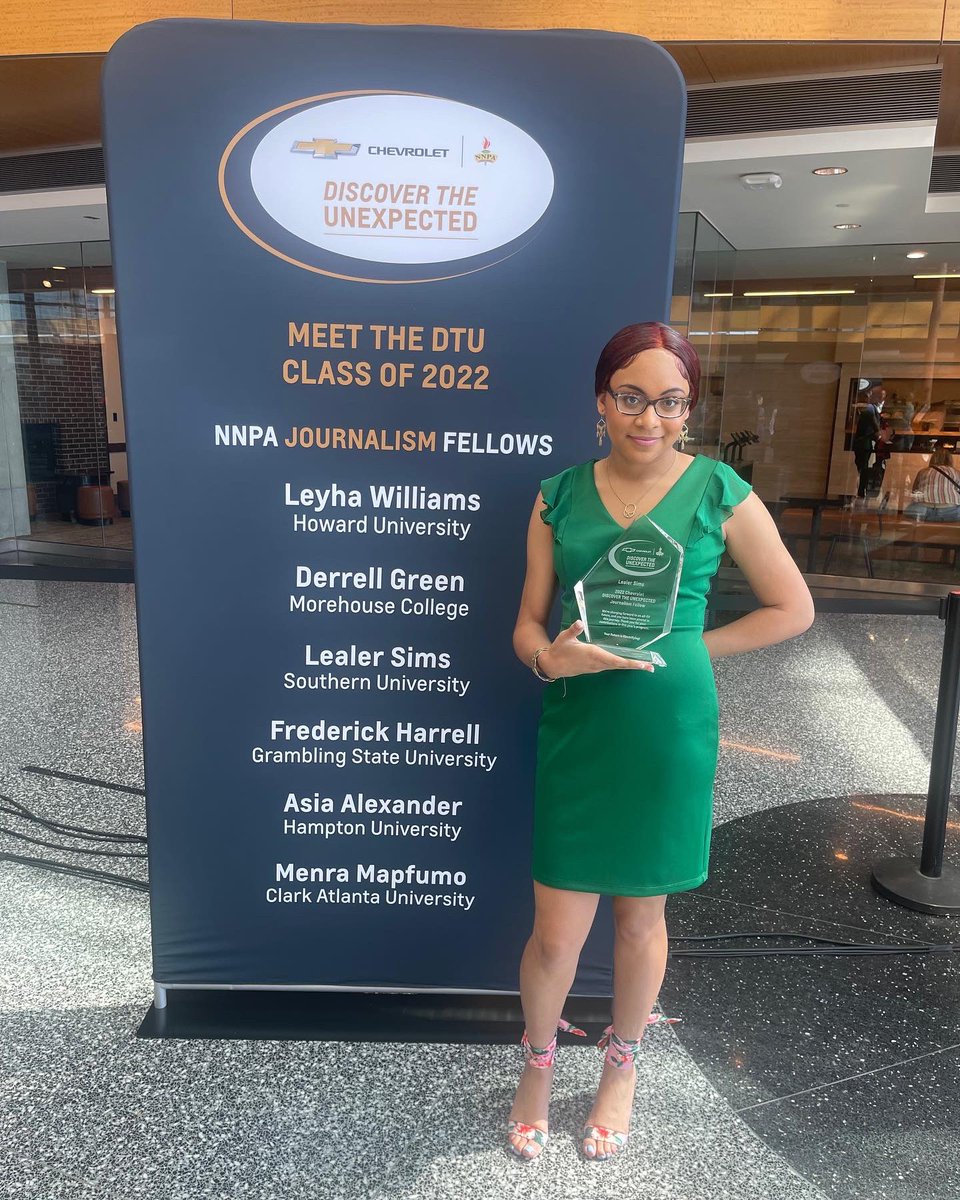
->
[604,451,677,522]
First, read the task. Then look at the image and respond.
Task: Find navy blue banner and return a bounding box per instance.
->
[102,20,686,991]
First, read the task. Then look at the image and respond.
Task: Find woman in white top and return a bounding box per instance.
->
[906,447,960,521]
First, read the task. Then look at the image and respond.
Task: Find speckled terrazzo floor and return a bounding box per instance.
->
[2,579,960,1199]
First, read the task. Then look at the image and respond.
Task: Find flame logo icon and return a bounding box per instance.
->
[475,136,497,164]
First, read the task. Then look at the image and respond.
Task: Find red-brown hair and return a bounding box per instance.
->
[595,322,700,411]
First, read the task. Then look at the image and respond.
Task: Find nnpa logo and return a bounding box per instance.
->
[475,137,497,164]
[291,138,360,159]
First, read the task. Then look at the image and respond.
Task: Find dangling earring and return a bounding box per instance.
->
[677,423,690,449]
[596,415,607,446]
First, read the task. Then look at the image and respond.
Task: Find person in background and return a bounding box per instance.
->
[852,383,885,498]
[871,417,895,500]
[905,446,960,521]
[891,392,915,452]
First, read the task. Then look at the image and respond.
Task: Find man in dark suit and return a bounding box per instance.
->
[852,383,886,498]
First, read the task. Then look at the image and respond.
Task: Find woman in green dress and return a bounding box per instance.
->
[507,322,814,1163]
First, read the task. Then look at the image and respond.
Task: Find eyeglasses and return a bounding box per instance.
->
[607,390,692,418]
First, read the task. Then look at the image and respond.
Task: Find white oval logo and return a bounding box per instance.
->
[246,94,554,267]
[608,540,674,578]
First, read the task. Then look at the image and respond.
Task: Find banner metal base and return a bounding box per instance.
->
[137,987,615,1042]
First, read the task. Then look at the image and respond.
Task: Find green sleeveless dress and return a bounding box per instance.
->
[533,454,752,896]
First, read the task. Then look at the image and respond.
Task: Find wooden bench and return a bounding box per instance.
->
[869,516,960,569]
[821,511,885,576]
[778,507,882,576]
[775,501,960,575]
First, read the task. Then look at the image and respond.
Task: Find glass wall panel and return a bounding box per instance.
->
[3,222,958,589]
[0,240,129,563]
[687,241,960,585]
[672,213,735,462]
[0,257,28,558]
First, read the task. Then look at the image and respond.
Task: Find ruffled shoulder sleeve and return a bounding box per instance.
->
[538,464,580,544]
[689,459,753,546]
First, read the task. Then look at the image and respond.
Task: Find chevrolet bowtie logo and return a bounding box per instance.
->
[291,138,360,159]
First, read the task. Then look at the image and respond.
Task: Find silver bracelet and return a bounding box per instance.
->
[531,646,555,682]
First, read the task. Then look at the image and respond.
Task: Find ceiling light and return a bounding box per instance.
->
[906,251,928,259]
[834,223,861,230]
[91,287,116,295]
[913,273,960,279]
[742,289,856,297]
[51,265,67,270]
[740,172,782,191]
[41,280,52,288]
[813,166,848,176]
[703,292,733,298]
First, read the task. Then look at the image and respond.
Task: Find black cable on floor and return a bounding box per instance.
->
[20,765,145,796]
[670,944,956,957]
[0,794,146,843]
[3,850,952,956]
[0,851,148,893]
[0,800,955,958]
[0,792,148,891]
[669,930,956,956]
[0,825,148,859]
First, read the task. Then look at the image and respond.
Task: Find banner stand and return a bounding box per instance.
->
[103,18,687,999]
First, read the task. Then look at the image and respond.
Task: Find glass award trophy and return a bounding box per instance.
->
[573,516,683,668]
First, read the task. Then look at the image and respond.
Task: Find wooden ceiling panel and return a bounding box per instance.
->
[696,41,939,83]
[0,1,231,57]
[0,0,949,56]
[231,2,945,46]
[0,36,956,156]
[944,0,960,42]
[0,55,104,153]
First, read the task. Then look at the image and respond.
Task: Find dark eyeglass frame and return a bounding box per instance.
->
[606,390,692,418]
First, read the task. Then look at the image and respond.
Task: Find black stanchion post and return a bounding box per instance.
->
[872,589,960,913]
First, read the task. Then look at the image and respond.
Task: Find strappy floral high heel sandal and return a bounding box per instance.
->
[581,1012,680,1161]
[506,1017,586,1161]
